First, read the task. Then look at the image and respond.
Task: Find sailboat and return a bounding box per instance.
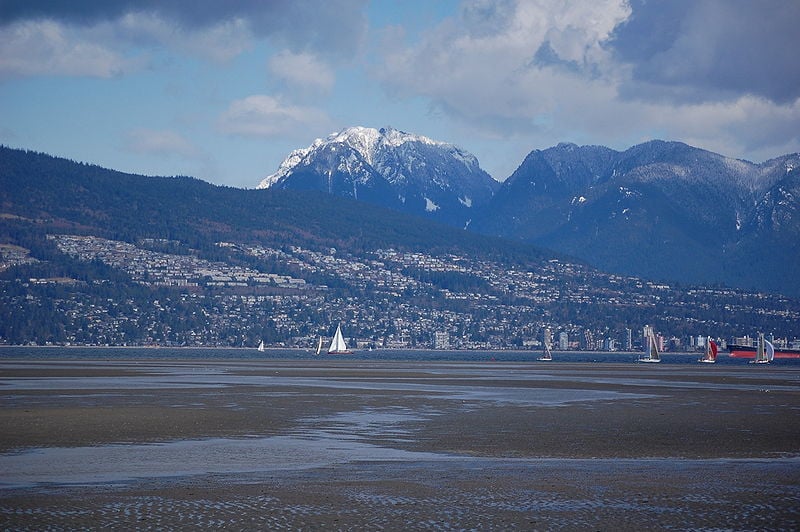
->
[315,336,324,356]
[537,341,553,361]
[638,331,661,363]
[698,336,717,363]
[257,340,265,352]
[327,324,352,355]
[750,333,771,364]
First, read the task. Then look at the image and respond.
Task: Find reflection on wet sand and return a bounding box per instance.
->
[1,359,799,529]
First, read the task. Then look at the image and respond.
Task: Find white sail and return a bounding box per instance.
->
[765,339,775,362]
[538,341,552,361]
[257,340,265,352]
[699,336,717,363]
[315,336,323,356]
[751,332,769,364]
[639,331,661,363]
[327,324,349,354]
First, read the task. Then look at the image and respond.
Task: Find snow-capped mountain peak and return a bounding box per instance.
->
[256,126,498,226]
[258,126,464,189]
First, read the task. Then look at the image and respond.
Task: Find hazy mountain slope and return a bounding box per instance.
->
[471,143,618,238]
[472,140,800,295]
[0,146,548,264]
[727,167,800,294]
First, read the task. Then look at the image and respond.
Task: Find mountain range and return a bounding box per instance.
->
[261,128,800,296]
[1,145,798,347]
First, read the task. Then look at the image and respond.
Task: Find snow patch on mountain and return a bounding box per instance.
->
[257,126,467,190]
[425,198,439,212]
[258,143,319,189]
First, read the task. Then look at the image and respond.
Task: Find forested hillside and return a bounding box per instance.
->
[2,146,798,348]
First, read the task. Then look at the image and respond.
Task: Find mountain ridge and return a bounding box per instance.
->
[258,130,799,295]
[471,140,800,295]
[258,126,499,226]
[0,145,550,265]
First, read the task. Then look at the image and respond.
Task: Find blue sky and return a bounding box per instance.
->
[1,0,799,187]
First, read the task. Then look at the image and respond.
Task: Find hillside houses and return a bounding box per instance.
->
[1,234,797,349]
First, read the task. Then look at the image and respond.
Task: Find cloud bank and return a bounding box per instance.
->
[217,95,332,139]
[376,0,800,164]
[1,0,797,184]
[611,0,800,105]
[0,0,368,78]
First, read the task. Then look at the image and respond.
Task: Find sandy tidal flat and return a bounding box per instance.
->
[1,358,799,529]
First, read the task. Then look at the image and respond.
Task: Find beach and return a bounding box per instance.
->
[2,358,799,529]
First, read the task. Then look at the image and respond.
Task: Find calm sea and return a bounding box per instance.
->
[1,346,797,365]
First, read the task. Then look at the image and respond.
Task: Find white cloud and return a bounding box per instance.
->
[0,1,368,79]
[0,13,252,80]
[0,19,132,79]
[268,50,335,94]
[217,95,332,138]
[611,0,800,105]
[375,0,800,164]
[126,128,202,159]
[113,12,253,64]
[377,0,631,132]
[656,96,800,163]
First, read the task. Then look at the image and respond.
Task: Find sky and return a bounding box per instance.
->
[1,0,799,188]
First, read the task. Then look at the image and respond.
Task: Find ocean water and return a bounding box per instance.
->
[1,345,798,365]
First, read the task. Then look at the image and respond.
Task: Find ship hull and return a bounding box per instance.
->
[727,345,800,359]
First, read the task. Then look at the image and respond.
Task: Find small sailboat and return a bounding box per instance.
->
[327,324,352,355]
[698,336,717,363]
[638,331,661,363]
[315,336,324,356]
[257,340,265,352]
[750,333,771,364]
[537,341,553,361]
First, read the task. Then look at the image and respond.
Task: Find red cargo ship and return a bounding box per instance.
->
[727,344,800,359]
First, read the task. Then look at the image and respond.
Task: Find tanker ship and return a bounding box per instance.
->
[727,343,800,359]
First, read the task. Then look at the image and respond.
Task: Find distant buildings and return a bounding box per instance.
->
[434,331,450,350]
[2,234,798,349]
[558,331,569,350]
[643,325,654,344]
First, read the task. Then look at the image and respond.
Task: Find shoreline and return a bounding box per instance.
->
[0,344,700,355]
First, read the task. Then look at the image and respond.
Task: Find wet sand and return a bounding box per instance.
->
[1,359,799,529]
